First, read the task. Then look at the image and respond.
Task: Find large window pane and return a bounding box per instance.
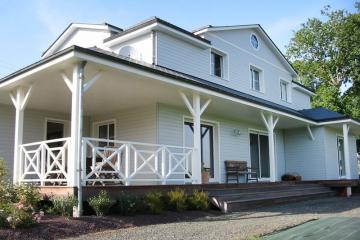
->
[259,135,270,178]
[250,133,260,176]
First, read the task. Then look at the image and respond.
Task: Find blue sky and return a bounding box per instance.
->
[0,0,356,78]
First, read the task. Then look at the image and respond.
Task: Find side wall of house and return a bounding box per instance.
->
[156,103,286,183]
[284,127,327,180]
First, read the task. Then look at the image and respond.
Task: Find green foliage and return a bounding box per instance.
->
[0,160,41,229]
[187,190,209,210]
[49,195,77,217]
[167,188,187,212]
[113,196,145,215]
[144,191,164,214]
[88,190,114,216]
[286,3,360,120]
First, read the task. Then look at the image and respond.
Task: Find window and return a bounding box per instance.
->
[211,52,223,78]
[280,81,288,101]
[250,67,261,91]
[96,121,115,147]
[250,34,259,49]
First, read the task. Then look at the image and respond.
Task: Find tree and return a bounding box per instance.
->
[286,2,360,119]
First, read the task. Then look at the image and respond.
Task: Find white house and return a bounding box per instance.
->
[0,17,359,191]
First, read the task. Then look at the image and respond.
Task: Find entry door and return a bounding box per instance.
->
[46,121,65,147]
[184,122,215,178]
[337,137,346,177]
[250,132,270,179]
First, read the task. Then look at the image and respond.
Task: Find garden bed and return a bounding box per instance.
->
[0,210,219,240]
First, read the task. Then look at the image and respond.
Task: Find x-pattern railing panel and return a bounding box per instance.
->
[19,138,70,185]
[82,137,194,185]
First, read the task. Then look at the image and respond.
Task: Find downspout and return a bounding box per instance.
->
[76,60,87,217]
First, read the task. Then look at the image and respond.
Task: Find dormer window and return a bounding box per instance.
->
[211,52,223,78]
[280,79,291,102]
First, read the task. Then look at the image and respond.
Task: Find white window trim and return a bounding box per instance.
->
[92,119,117,140]
[209,48,229,81]
[250,32,260,51]
[279,78,292,103]
[336,134,347,179]
[43,118,70,140]
[249,64,265,93]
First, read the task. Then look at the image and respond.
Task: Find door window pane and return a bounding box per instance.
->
[250,133,260,176]
[259,135,270,178]
[338,138,346,176]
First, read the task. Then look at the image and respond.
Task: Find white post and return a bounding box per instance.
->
[343,123,351,180]
[261,112,279,182]
[192,93,202,184]
[10,86,32,184]
[179,91,211,184]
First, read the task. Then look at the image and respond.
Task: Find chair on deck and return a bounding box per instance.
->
[225,160,258,183]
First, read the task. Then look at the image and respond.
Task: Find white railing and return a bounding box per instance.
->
[82,137,194,185]
[19,138,70,185]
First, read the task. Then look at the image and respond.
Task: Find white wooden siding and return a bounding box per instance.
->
[111,33,154,64]
[156,103,286,183]
[91,105,157,144]
[284,127,327,180]
[292,88,311,110]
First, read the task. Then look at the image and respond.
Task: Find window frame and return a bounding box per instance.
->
[279,78,292,103]
[92,119,116,142]
[250,33,260,50]
[249,64,265,93]
[210,48,228,80]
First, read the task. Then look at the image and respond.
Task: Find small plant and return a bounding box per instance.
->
[88,190,114,216]
[113,196,144,215]
[50,195,77,217]
[15,184,42,208]
[188,190,209,210]
[144,191,164,214]
[1,202,41,229]
[167,188,187,212]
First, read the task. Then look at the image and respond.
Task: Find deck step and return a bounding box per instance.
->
[208,183,337,213]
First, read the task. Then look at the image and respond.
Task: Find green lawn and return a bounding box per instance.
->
[263,217,360,240]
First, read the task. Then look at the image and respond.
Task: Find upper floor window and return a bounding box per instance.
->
[250,67,262,92]
[250,34,259,50]
[280,80,291,102]
[211,52,223,78]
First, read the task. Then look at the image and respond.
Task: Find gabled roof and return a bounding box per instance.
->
[193,24,298,77]
[42,22,123,58]
[103,17,211,47]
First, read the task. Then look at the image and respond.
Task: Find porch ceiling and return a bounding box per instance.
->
[0,58,317,130]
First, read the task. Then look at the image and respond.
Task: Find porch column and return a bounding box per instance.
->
[261,112,279,182]
[342,123,351,180]
[180,92,211,184]
[68,62,86,187]
[9,86,32,184]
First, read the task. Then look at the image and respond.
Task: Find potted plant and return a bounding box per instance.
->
[201,163,210,184]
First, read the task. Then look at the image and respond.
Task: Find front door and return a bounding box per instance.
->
[337,137,346,177]
[184,122,215,179]
[250,132,270,179]
[46,120,65,147]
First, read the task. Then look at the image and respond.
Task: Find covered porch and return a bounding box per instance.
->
[0,48,357,189]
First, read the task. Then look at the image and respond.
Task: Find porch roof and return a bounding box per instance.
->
[0,45,359,132]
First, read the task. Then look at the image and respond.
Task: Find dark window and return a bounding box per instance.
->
[211,52,223,78]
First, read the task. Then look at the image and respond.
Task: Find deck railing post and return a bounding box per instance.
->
[40,144,46,186]
[161,147,166,184]
[125,144,130,186]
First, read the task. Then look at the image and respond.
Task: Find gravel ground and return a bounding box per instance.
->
[65,195,360,240]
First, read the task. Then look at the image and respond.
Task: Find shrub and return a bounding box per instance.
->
[188,190,209,210]
[281,173,302,181]
[88,190,114,216]
[167,188,187,212]
[0,159,41,229]
[49,195,77,217]
[144,191,164,214]
[112,196,145,215]
[15,185,42,208]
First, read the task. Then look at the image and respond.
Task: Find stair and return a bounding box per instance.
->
[206,182,336,213]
